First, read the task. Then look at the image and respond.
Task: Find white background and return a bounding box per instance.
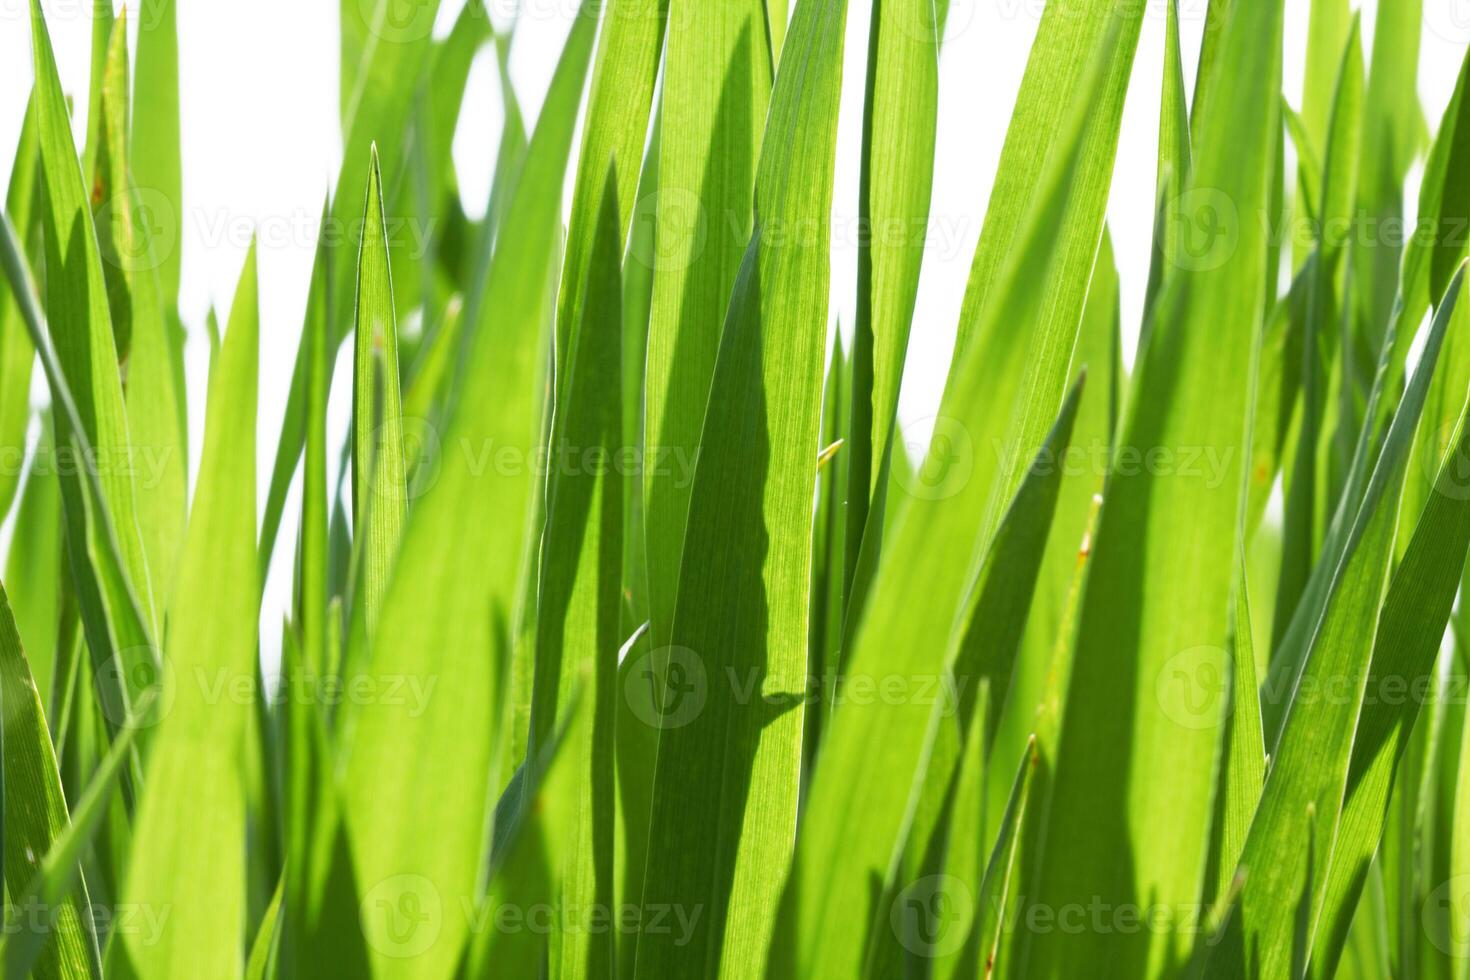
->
[0,0,1467,665]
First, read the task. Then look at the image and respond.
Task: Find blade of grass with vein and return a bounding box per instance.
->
[0,209,156,747]
[634,0,849,974]
[0,94,38,523]
[93,12,189,611]
[1206,566,1265,903]
[970,737,1036,980]
[528,171,624,980]
[0,584,100,980]
[553,0,665,379]
[951,0,1136,359]
[928,681,988,980]
[132,0,182,308]
[780,13,1142,978]
[1310,400,1470,977]
[806,333,847,777]
[843,0,940,609]
[115,244,260,980]
[350,146,406,640]
[260,0,444,570]
[339,12,597,978]
[0,690,148,980]
[643,0,772,649]
[1296,0,1349,267]
[1202,264,1467,979]
[29,0,157,641]
[1023,0,1281,974]
[244,877,284,980]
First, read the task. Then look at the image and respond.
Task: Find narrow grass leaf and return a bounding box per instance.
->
[339,12,597,978]
[635,0,850,974]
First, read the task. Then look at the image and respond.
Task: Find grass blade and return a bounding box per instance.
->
[114,244,261,979]
[634,0,850,973]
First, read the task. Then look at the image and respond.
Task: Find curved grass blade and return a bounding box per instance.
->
[114,244,261,980]
[1202,264,1468,979]
[29,0,158,647]
[0,93,39,524]
[0,689,150,980]
[0,584,100,980]
[6,425,62,712]
[339,11,598,978]
[634,0,850,974]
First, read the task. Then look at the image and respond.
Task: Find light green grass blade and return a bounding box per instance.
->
[781,12,1142,978]
[1310,397,1470,977]
[642,0,772,649]
[1276,18,1363,651]
[1354,0,1425,347]
[132,0,182,306]
[0,210,156,749]
[91,12,189,613]
[0,94,38,524]
[553,0,665,380]
[0,689,147,980]
[805,333,848,777]
[339,11,597,978]
[882,377,1084,979]
[1203,264,1468,979]
[633,0,850,975]
[350,146,406,640]
[244,877,284,980]
[6,427,62,712]
[0,584,100,980]
[528,170,624,980]
[259,0,445,569]
[1023,0,1281,974]
[1139,0,1191,332]
[844,0,940,604]
[115,244,260,980]
[951,0,1137,359]
[29,0,157,644]
[1302,0,1351,153]
[970,737,1036,980]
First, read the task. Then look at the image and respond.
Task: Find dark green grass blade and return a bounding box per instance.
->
[0,583,100,979]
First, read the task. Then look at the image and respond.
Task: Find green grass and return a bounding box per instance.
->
[2,0,1470,978]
